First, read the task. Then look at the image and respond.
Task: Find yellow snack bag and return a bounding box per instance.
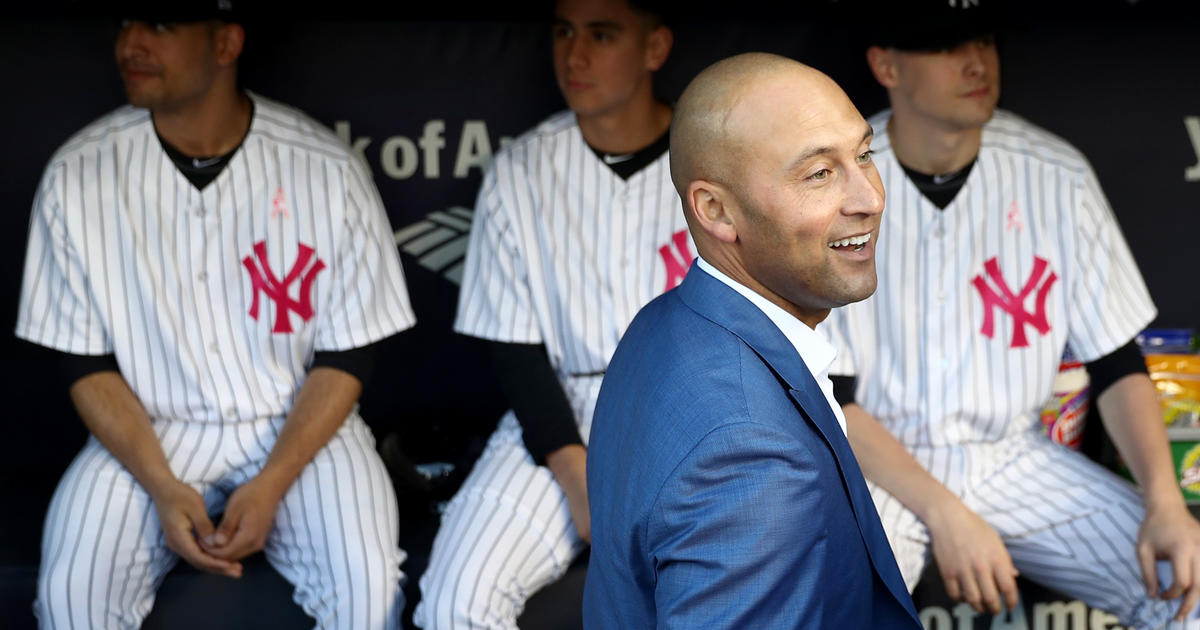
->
[1146,354,1200,427]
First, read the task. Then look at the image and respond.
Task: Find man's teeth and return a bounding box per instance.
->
[828,233,871,249]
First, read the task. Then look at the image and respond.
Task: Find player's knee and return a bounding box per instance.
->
[304,585,405,630]
[35,560,78,626]
[416,574,510,630]
[295,554,405,630]
[416,575,467,629]
[32,588,59,629]
[35,563,138,630]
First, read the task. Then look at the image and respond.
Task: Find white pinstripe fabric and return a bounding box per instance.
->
[824,110,1156,464]
[416,410,589,630]
[820,110,1181,627]
[452,111,686,374]
[34,415,405,629]
[870,432,1193,629]
[416,111,688,629]
[19,93,414,629]
[17,92,415,424]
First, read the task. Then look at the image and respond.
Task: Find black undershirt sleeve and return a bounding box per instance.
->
[1084,339,1149,399]
[58,351,120,391]
[487,340,583,466]
[831,375,858,407]
[312,341,379,388]
[58,342,378,402]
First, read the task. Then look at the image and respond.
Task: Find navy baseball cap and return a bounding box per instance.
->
[861,0,999,52]
[117,0,243,23]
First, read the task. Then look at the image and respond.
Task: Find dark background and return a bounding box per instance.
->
[0,1,1197,627]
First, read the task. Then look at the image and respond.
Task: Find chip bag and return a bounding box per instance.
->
[1145,353,1200,428]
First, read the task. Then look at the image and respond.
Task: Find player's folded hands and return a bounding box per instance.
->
[201,478,283,563]
[151,481,243,578]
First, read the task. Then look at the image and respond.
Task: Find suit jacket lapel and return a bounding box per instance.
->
[676,267,919,620]
[784,385,915,616]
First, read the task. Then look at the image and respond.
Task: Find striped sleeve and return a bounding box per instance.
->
[313,155,415,351]
[1064,164,1156,362]
[819,307,858,378]
[452,153,542,344]
[15,161,113,355]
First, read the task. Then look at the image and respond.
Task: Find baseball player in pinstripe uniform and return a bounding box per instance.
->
[413,0,685,627]
[821,3,1200,627]
[17,5,414,628]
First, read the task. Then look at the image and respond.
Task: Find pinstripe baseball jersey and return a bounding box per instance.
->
[16,91,415,424]
[822,109,1155,487]
[418,109,685,629]
[454,110,690,418]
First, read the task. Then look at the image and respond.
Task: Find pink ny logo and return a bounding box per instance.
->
[271,187,290,220]
[972,256,1057,348]
[242,241,326,333]
[658,229,694,292]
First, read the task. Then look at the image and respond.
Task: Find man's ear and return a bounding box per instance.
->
[214,22,245,67]
[645,26,672,72]
[687,179,737,244]
[866,45,899,89]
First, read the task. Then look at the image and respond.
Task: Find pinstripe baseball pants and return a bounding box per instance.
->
[34,414,405,630]
[414,401,593,629]
[874,430,1200,629]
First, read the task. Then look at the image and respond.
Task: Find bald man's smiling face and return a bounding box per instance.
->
[725,73,885,324]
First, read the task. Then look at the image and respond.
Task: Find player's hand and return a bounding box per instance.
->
[202,477,284,563]
[1137,500,1200,621]
[925,498,1019,614]
[547,444,590,544]
[150,481,243,578]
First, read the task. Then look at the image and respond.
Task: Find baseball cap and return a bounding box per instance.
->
[117,0,243,24]
[859,0,999,52]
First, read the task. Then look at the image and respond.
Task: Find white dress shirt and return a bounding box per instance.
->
[695,257,848,435]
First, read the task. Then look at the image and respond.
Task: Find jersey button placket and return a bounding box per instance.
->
[195,187,232,421]
[931,220,948,376]
[921,213,948,437]
[937,211,962,443]
[935,215,951,304]
[616,185,631,268]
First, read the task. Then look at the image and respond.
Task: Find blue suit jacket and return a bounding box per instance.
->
[583,266,921,629]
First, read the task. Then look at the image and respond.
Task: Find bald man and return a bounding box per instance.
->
[582,53,921,630]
